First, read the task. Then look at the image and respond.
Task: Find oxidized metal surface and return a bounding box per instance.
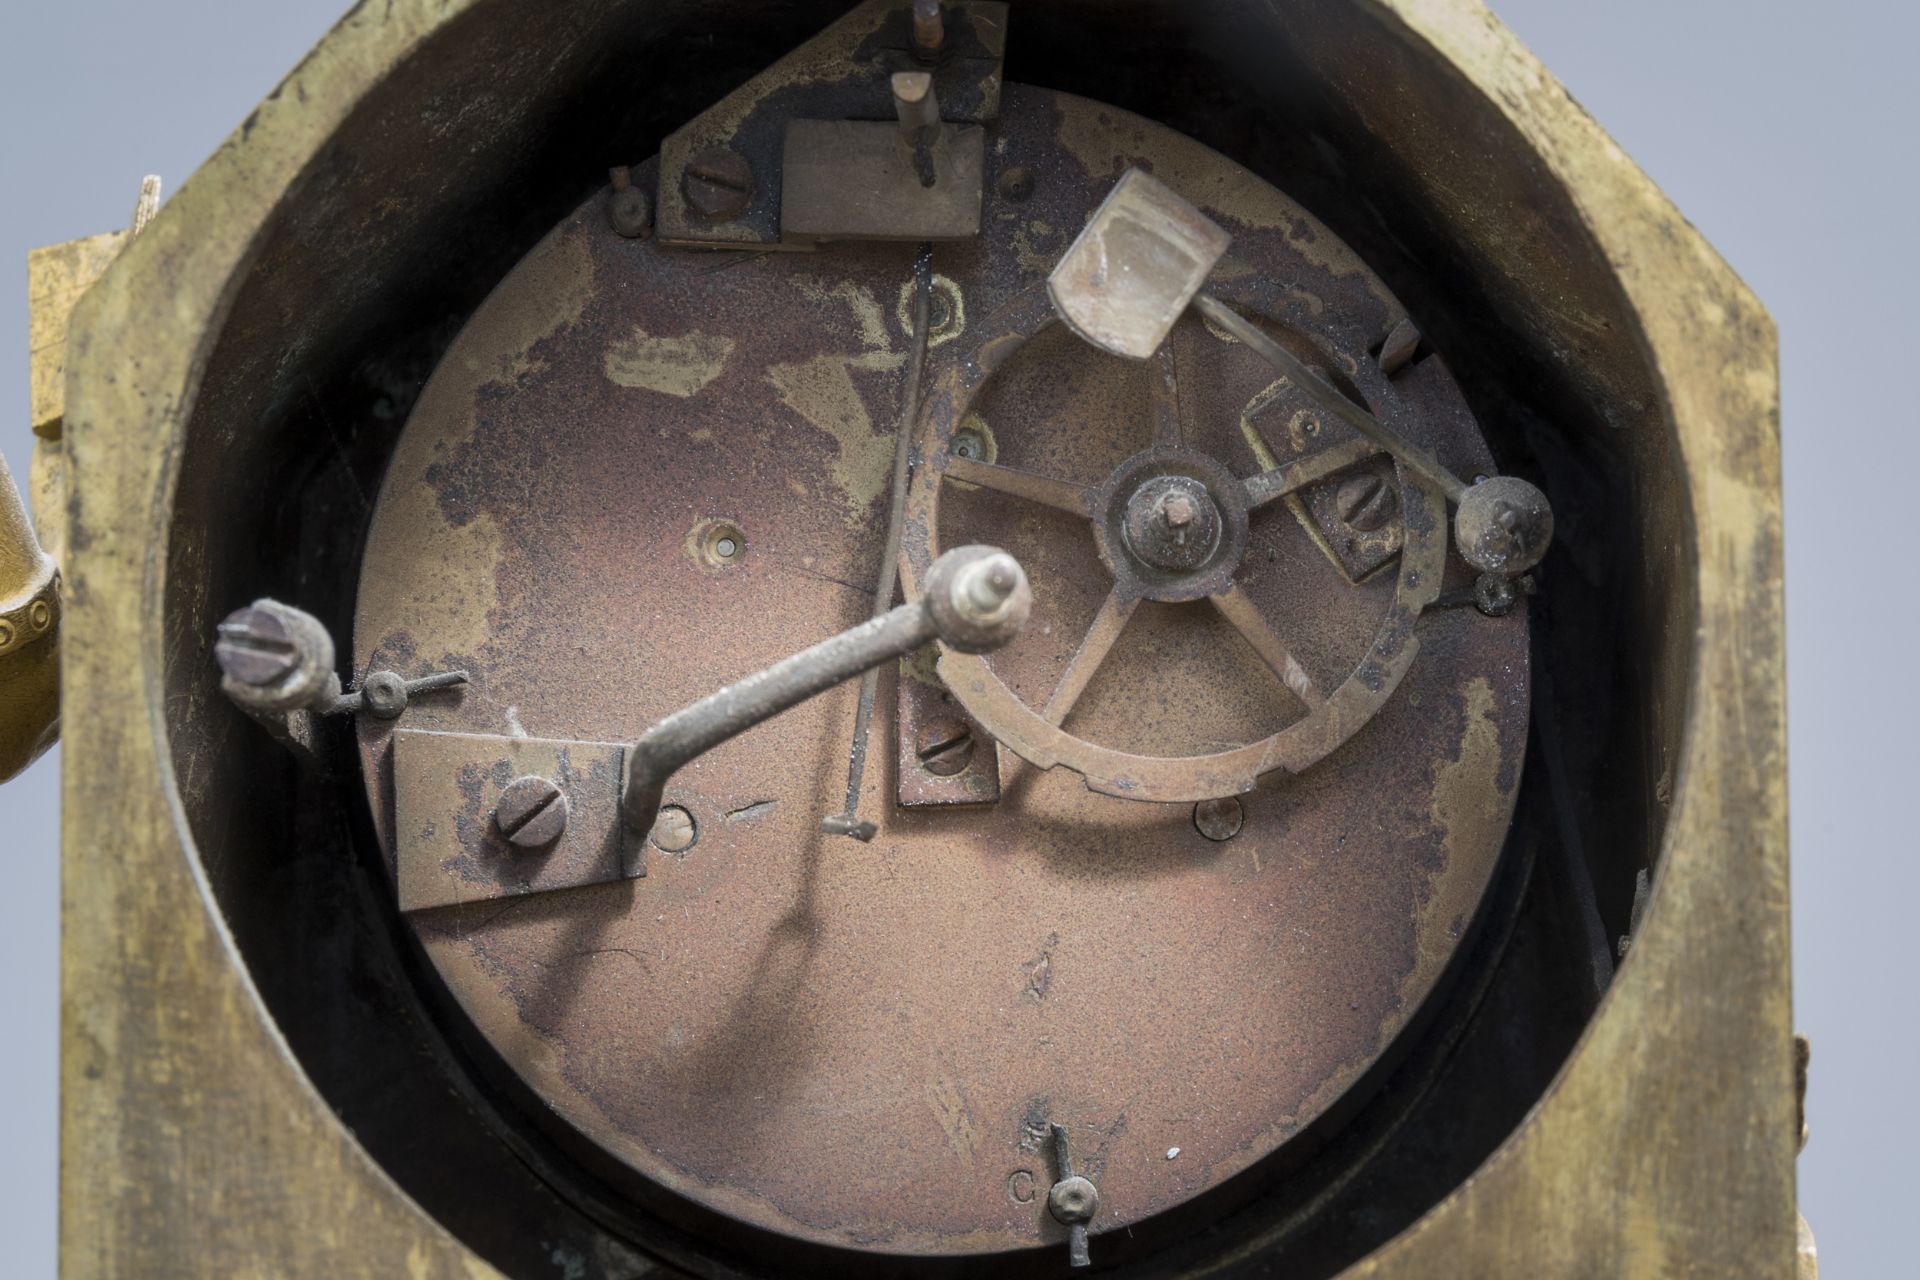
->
[1303,455,1405,582]
[900,275,1451,802]
[392,729,639,912]
[1046,167,1231,360]
[655,0,1008,251]
[355,85,1528,1260]
[896,651,1003,806]
[29,230,129,439]
[58,0,519,1273]
[780,119,986,243]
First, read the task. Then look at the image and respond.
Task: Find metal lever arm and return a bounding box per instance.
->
[1196,290,1553,577]
[1049,167,1555,581]
[1192,292,1466,501]
[621,545,1031,833]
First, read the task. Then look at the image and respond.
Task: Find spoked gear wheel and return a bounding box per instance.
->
[900,280,1446,803]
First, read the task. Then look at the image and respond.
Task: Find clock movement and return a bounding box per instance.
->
[4,1,1797,1276]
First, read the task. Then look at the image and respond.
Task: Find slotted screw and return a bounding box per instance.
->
[496,776,569,850]
[916,717,976,776]
[214,606,301,686]
[1335,471,1398,532]
[681,147,755,222]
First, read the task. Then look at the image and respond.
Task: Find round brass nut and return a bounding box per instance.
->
[1455,474,1553,576]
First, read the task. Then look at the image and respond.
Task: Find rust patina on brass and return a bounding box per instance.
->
[901,280,1455,804]
[895,649,1003,807]
[352,85,1528,1258]
[656,0,1008,251]
[46,0,1790,1276]
[392,729,640,911]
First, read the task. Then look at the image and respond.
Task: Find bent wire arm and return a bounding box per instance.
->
[621,545,1032,834]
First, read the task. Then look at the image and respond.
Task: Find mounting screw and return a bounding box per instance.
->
[1334,471,1398,532]
[214,606,301,686]
[916,717,976,776]
[496,776,569,850]
[652,804,698,853]
[681,147,754,222]
[608,165,652,237]
[214,599,341,716]
[928,288,953,332]
[1193,796,1244,842]
[998,165,1035,203]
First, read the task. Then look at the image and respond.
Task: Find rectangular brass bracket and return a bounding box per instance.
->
[392,729,643,913]
[1301,453,1403,583]
[896,655,1000,808]
[781,119,985,243]
[655,0,1007,250]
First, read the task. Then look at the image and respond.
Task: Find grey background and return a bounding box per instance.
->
[0,1,1909,1275]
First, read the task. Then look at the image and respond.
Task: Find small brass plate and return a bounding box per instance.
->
[781,119,986,243]
[392,729,640,913]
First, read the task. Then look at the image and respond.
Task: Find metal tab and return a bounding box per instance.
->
[1303,455,1405,582]
[896,653,1001,808]
[1046,167,1231,360]
[392,729,641,913]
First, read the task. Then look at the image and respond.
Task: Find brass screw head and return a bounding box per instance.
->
[916,717,976,777]
[681,147,754,222]
[1334,471,1397,532]
[496,776,569,850]
[1193,796,1245,842]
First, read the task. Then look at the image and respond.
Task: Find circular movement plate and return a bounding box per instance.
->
[354,86,1530,1261]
